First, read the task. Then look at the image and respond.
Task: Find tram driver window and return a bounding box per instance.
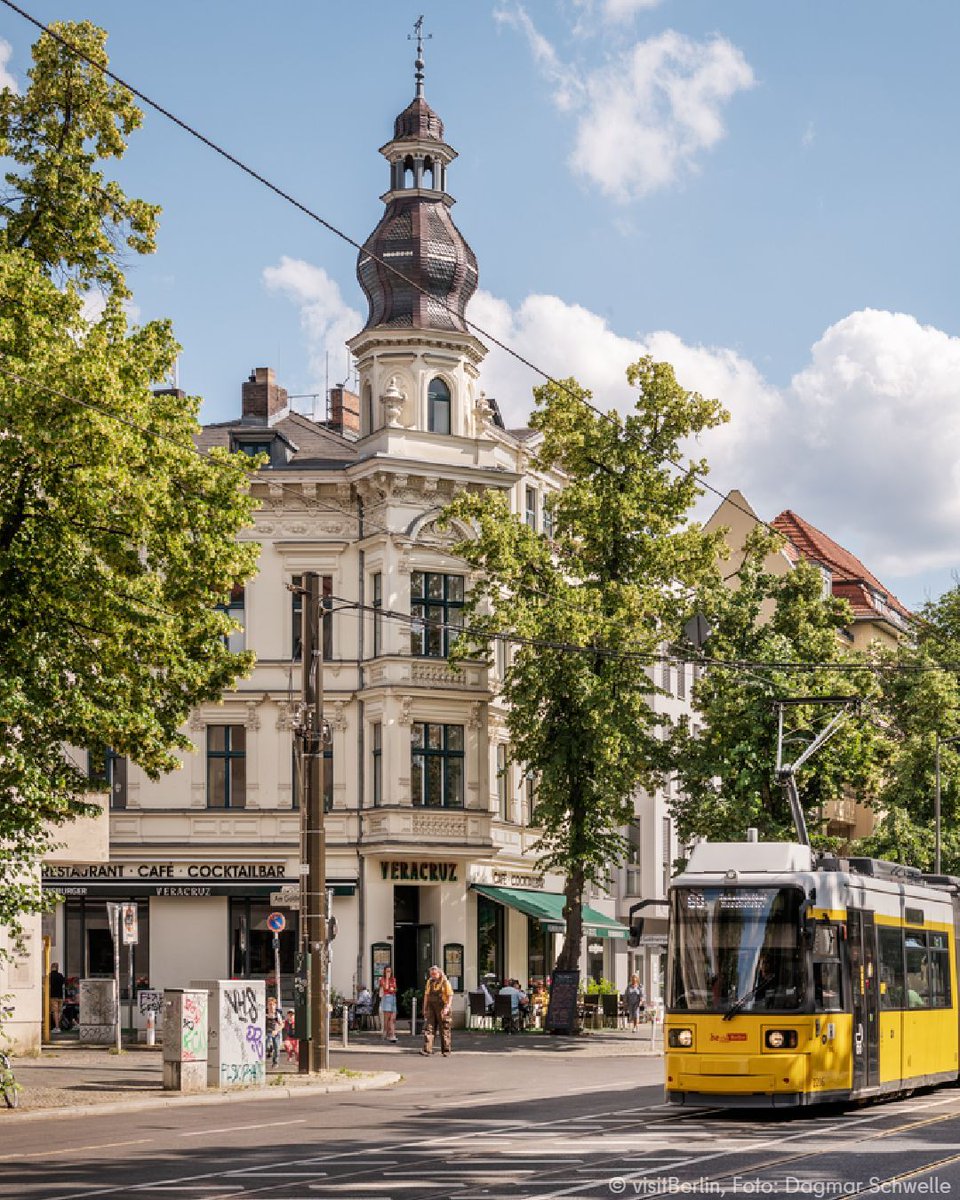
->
[813,924,842,1011]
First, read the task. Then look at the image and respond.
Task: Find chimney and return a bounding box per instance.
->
[241,367,288,424]
[328,386,361,439]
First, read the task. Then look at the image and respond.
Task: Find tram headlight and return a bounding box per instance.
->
[668,1027,694,1048]
[764,1029,798,1049]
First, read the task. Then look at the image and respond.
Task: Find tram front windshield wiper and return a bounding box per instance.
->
[722,983,760,1021]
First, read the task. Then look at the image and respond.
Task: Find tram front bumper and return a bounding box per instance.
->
[666,1052,809,1104]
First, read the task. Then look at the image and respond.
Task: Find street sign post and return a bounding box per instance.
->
[267,912,285,1006]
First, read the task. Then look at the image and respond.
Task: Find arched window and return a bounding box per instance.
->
[428,377,451,435]
[403,154,416,188]
[423,156,435,189]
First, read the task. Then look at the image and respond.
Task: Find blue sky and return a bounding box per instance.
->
[2,2,959,608]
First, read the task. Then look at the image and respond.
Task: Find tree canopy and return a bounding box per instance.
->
[668,526,884,851]
[0,22,260,936]
[445,358,728,970]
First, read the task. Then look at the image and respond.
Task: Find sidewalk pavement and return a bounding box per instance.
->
[2,1026,661,1121]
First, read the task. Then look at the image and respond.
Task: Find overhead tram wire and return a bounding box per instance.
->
[0,0,859,566]
[330,595,960,677]
[2,359,938,682]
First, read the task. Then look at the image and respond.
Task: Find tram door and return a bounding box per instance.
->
[848,910,880,1091]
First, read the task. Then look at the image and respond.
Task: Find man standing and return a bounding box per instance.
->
[49,962,65,1030]
[421,965,453,1057]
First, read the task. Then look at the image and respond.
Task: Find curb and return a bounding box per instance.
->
[2,1070,403,1123]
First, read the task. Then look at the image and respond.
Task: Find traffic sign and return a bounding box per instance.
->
[270,887,300,908]
[266,911,286,933]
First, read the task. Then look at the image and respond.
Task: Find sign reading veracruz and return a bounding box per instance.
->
[379,861,459,883]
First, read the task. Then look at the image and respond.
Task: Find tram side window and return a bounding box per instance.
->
[878,927,905,1009]
[905,932,931,1008]
[928,931,951,1008]
[813,924,842,1011]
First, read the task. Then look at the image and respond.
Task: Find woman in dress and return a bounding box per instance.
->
[623,972,645,1032]
[379,965,399,1043]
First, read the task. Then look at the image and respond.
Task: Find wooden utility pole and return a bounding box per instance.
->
[298,572,328,1073]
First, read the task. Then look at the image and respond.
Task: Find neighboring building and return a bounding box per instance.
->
[2,798,108,1054]
[40,50,627,1024]
[705,490,914,841]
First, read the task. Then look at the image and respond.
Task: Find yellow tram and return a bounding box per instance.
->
[664,840,960,1108]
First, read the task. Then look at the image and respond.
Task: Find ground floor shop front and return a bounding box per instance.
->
[43,851,629,1028]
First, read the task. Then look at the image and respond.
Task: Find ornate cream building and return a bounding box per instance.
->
[41,49,627,1026]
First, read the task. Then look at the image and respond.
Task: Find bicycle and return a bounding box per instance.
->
[0,1006,19,1109]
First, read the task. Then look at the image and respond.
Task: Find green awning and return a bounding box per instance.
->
[471,884,629,939]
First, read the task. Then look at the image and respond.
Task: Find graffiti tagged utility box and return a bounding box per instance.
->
[191,979,266,1089]
[162,989,208,1092]
[79,978,117,1044]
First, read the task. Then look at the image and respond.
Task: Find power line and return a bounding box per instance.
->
[0,0,855,580]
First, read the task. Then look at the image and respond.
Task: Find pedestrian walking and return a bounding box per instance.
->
[623,973,645,1031]
[379,966,399,1042]
[49,962,65,1029]
[420,964,453,1057]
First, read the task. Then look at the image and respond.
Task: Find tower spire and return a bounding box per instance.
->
[409,15,431,98]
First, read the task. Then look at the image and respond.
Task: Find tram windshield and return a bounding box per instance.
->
[669,886,805,1014]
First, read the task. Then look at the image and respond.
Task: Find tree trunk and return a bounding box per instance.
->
[555,864,585,972]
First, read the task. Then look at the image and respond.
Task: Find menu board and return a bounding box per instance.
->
[371,943,392,990]
[443,942,464,992]
[544,969,580,1034]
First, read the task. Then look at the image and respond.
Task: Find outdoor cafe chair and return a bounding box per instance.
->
[467,990,492,1030]
[494,992,517,1034]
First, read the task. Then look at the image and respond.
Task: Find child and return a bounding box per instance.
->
[265,996,282,1067]
[282,1009,298,1064]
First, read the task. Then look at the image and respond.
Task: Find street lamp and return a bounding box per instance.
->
[934,734,960,876]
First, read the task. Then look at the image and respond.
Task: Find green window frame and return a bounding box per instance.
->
[207,725,246,809]
[411,722,464,808]
[411,571,463,657]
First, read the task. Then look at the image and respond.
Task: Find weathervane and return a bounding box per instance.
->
[409,15,432,97]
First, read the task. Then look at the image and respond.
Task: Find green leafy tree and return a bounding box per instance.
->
[669,527,884,850]
[857,599,960,872]
[0,23,260,938]
[445,358,728,971]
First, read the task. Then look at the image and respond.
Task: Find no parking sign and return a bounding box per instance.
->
[267,911,286,933]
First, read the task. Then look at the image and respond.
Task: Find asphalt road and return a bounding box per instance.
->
[6,1045,960,1200]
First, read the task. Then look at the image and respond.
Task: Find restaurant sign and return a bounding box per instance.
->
[43,861,291,898]
[46,863,287,880]
[379,861,458,883]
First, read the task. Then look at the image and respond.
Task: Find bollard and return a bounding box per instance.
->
[342,1007,348,1049]
[411,997,417,1038]
[145,1009,156,1047]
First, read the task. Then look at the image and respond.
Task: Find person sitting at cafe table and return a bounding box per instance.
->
[498,979,528,1028]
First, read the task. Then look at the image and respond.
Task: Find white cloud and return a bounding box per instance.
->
[262,256,362,394]
[801,120,816,147]
[470,291,960,587]
[269,256,960,586]
[498,8,754,201]
[602,0,664,21]
[0,39,18,94]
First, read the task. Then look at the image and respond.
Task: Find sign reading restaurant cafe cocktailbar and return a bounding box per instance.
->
[43,861,293,898]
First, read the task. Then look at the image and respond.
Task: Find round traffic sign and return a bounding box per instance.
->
[267,911,286,933]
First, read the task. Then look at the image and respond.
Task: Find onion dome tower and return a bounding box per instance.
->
[349,19,487,438]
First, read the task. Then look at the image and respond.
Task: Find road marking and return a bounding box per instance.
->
[0,1138,152,1162]
[180,1119,306,1138]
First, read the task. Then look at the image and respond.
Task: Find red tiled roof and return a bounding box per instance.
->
[770,510,912,626]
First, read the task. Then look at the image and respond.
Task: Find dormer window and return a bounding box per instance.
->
[428,377,451,435]
[234,439,272,459]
